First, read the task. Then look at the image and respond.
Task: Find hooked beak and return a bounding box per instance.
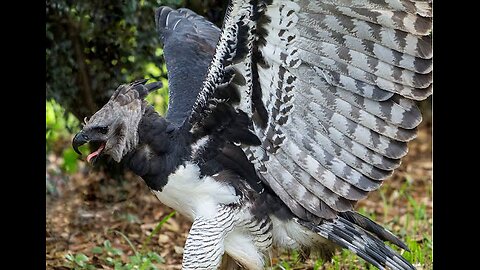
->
[72,131,89,155]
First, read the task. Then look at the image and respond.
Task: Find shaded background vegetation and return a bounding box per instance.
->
[46,0,227,122]
[46,0,432,269]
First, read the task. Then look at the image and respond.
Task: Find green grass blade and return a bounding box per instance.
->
[142,211,176,250]
[114,230,138,256]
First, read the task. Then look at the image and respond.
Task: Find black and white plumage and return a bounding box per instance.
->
[72,1,432,269]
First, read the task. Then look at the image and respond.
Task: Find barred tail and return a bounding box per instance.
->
[297,216,414,270]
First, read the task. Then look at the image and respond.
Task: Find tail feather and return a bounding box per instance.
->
[297,217,414,270]
[339,211,409,251]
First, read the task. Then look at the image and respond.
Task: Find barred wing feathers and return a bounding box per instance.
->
[187,0,432,227]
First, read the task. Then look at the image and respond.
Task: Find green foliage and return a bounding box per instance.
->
[46,0,182,121]
[62,147,80,173]
[46,99,80,147]
[65,253,93,269]
[65,239,165,270]
[46,0,227,121]
[46,99,82,174]
[145,77,169,116]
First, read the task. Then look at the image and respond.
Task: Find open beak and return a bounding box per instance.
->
[72,131,106,163]
[72,131,88,155]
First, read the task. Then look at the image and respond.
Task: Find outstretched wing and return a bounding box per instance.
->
[185,0,432,221]
[155,7,221,126]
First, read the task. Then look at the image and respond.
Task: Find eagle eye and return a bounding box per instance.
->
[95,126,109,135]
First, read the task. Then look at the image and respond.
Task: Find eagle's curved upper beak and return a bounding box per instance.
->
[72,131,89,155]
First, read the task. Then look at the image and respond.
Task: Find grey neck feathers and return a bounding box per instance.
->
[107,100,145,162]
[124,105,191,191]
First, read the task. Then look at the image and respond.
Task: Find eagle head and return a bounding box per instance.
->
[72,79,163,163]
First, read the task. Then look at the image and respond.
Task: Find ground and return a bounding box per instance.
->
[46,119,432,270]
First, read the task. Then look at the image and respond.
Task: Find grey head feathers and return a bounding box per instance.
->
[73,80,163,162]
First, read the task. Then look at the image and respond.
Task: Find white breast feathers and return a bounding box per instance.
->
[152,162,240,220]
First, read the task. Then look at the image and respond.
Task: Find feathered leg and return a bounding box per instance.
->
[182,206,237,270]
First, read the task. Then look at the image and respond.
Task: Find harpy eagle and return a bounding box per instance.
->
[72,0,432,269]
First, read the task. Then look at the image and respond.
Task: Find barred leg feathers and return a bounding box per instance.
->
[182,207,236,270]
[297,217,414,270]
